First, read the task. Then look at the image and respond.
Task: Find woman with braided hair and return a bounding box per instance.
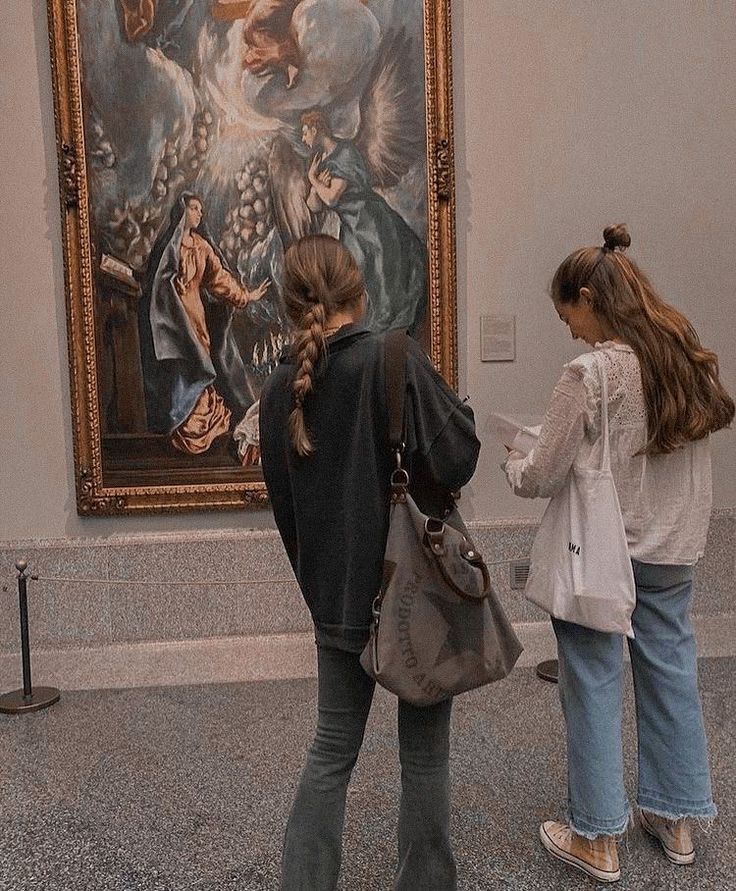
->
[259,234,480,890]
[503,225,733,883]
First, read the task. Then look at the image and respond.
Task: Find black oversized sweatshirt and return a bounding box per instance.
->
[259,324,480,652]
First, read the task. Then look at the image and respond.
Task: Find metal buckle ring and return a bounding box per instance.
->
[390,468,410,487]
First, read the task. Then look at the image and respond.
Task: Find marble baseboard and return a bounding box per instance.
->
[0,633,319,693]
[1,510,733,654]
[2,613,735,693]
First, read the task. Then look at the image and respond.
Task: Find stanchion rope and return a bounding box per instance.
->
[22,555,529,588]
[28,575,297,587]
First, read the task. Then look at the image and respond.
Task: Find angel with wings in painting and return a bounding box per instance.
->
[267,34,428,336]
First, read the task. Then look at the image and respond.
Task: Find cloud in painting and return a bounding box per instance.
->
[78,0,198,214]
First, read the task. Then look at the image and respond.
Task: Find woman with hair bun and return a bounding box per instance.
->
[259,234,480,890]
[504,225,733,883]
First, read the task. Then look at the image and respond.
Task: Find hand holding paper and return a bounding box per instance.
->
[487,412,541,456]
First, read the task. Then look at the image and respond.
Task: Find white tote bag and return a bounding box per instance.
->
[524,354,636,637]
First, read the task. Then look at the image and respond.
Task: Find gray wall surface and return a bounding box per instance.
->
[1,0,734,542]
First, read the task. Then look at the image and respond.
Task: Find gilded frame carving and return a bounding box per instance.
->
[46,0,457,515]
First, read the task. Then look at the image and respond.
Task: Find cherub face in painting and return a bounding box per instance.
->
[301,124,318,150]
[184,198,203,230]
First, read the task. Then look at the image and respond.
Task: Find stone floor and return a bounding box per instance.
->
[1,660,733,890]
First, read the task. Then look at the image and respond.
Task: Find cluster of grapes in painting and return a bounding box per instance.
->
[90,108,218,272]
[219,158,274,280]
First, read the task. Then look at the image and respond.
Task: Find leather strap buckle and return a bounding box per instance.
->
[390,468,409,503]
[424,517,446,555]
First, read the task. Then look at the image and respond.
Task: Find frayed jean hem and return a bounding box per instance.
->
[567,807,632,840]
[638,795,718,823]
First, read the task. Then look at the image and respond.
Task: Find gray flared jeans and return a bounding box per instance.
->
[281,645,456,890]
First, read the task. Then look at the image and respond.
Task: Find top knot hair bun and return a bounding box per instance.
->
[602,224,632,252]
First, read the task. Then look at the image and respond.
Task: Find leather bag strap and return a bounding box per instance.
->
[385,329,409,452]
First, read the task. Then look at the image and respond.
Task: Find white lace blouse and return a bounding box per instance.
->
[504,342,712,565]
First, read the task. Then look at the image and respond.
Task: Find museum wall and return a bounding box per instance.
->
[1,0,734,543]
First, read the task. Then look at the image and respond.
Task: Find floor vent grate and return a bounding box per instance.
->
[509,559,531,590]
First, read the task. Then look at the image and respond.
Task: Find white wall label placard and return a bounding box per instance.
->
[480,315,516,362]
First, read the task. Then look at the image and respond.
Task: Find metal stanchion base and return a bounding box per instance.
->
[0,687,61,714]
[535,659,559,684]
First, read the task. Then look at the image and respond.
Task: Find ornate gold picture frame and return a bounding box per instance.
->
[47,0,457,515]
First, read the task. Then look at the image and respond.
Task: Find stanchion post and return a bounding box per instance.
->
[536,659,559,684]
[0,560,61,715]
[17,560,33,697]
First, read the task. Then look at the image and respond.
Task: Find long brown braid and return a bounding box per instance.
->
[282,235,364,456]
[552,224,734,454]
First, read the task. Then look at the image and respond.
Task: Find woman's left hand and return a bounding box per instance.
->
[248,278,271,302]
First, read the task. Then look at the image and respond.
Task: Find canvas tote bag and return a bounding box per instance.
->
[359,330,522,706]
[524,352,636,637]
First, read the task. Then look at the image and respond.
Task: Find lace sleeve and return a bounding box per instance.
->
[504,362,590,498]
[574,357,601,435]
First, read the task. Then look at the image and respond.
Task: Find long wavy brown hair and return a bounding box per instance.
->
[282,234,364,457]
[552,224,734,454]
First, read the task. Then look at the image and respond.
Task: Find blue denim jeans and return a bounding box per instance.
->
[281,645,456,890]
[552,560,717,839]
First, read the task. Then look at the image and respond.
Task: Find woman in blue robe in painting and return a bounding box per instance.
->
[301,111,427,335]
[138,192,269,454]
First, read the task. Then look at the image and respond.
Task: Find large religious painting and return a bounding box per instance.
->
[47,0,457,514]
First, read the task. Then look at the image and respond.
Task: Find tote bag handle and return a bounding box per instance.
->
[595,352,612,474]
